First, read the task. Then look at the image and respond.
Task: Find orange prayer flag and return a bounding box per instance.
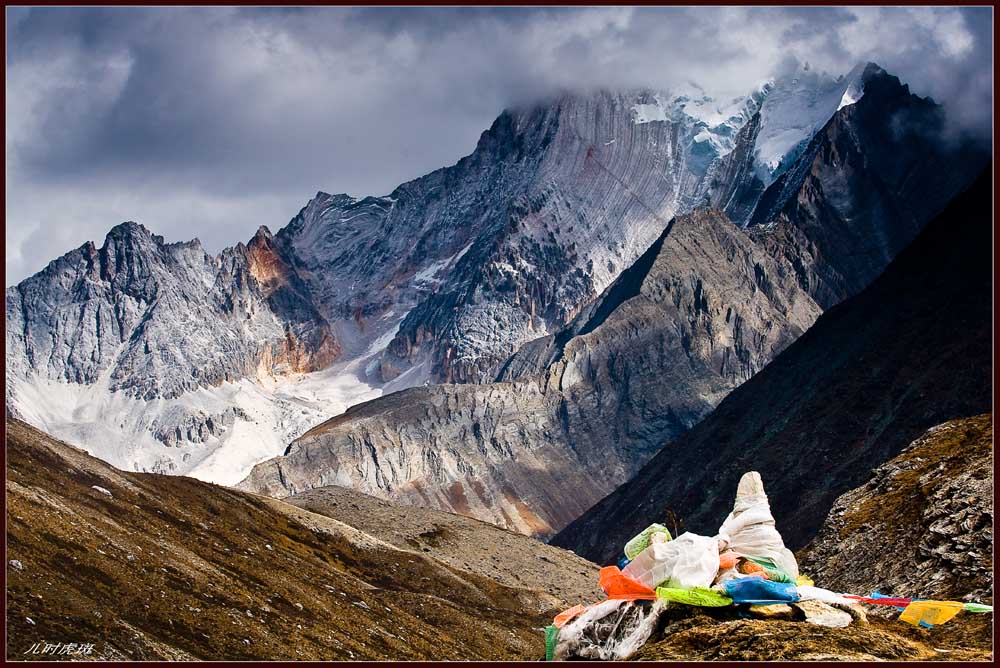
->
[599,566,657,601]
[553,603,588,628]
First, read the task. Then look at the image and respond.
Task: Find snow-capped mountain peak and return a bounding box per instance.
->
[631,85,765,158]
[752,61,868,183]
[629,61,871,187]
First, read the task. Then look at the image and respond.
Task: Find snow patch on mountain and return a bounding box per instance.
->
[631,86,764,157]
[412,242,474,288]
[837,75,865,111]
[753,63,866,183]
[631,64,868,190]
[631,96,671,124]
[7,310,417,486]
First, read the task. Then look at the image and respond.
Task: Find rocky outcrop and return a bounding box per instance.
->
[151,406,251,447]
[243,226,340,375]
[552,169,991,564]
[799,414,993,605]
[703,112,766,225]
[239,208,821,534]
[240,380,611,536]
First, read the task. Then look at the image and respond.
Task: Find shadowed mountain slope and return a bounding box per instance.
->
[552,169,992,565]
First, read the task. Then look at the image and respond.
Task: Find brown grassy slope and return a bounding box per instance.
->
[5,419,595,661]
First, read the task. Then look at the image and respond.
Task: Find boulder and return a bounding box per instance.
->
[749,604,796,620]
[793,600,853,628]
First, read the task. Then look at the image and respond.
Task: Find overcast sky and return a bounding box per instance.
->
[6,6,993,285]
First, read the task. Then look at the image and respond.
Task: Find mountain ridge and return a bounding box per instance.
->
[551,168,992,563]
[237,206,824,534]
[6,62,986,503]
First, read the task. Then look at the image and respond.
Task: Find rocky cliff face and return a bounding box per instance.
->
[551,170,992,564]
[238,208,821,535]
[747,64,988,308]
[254,85,781,388]
[372,89,759,384]
[5,222,334,403]
[799,414,993,605]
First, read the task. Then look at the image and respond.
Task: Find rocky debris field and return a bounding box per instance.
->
[5,419,598,661]
[800,414,993,612]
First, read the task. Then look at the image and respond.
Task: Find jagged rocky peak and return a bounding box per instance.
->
[245,224,291,296]
[96,222,168,288]
[468,102,559,162]
[369,61,943,385]
[105,219,161,242]
[6,212,341,418]
[745,60,988,309]
[749,59,870,182]
[371,85,784,385]
[251,224,273,241]
[4,204,353,481]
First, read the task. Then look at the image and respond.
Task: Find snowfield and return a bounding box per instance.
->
[9,313,418,486]
[631,62,867,187]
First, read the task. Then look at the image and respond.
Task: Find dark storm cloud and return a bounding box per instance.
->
[6,6,992,285]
